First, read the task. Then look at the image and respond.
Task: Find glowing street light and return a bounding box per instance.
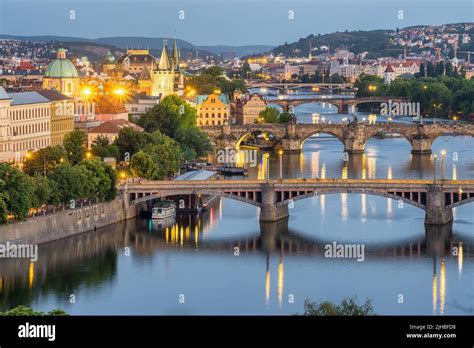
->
[278,149,284,179]
[119,171,127,179]
[441,150,446,180]
[433,154,438,183]
[86,152,92,159]
[114,88,126,96]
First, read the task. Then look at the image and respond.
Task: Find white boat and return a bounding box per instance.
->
[152,201,176,219]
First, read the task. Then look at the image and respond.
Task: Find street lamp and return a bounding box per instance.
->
[278,149,284,179]
[441,150,446,180]
[433,154,438,183]
[265,153,270,183]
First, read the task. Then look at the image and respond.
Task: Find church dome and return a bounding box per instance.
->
[44,48,79,78]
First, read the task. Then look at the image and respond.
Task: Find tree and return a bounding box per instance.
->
[256,107,280,124]
[175,127,212,161]
[138,95,197,136]
[0,305,68,316]
[114,127,145,158]
[0,163,35,222]
[130,151,158,179]
[47,163,84,206]
[91,135,121,160]
[303,297,375,316]
[142,131,183,178]
[31,173,52,208]
[76,158,113,201]
[23,146,68,176]
[355,75,386,97]
[63,130,87,165]
[278,112,292,124]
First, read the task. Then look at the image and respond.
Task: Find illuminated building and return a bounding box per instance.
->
[196,93,230,126]
[151,40,184,98]
[116,49,156,75]
[42,48,80,97]
[87,119,143,148]
[37,90,75,146]
[235,94,267,125]
[102,50,117,76]
[0,87,51,162]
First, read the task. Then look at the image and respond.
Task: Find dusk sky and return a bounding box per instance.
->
[1,0,473,46]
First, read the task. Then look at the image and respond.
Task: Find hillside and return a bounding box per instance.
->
[272,30,395,58]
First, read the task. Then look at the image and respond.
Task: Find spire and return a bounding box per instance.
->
[158,39,171,70]
[170,39,180,70]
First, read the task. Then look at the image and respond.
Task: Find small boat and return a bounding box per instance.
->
[152,201,176,219]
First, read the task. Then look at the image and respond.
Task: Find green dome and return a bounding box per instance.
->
[45,58,78,78]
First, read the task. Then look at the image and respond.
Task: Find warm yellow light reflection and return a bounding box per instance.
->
[28,261,35,288]
[278,255,284,307]
[440,258,446,315]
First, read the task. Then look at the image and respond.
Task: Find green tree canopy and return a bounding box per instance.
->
[23,146,67,176]
[0,163,35,221]
[303,297,375,316]
[63,130,87,165]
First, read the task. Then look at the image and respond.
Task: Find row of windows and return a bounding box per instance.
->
[9,107,50,121]
[199,113,228,118]
[202,107,228,111]
[199,120,225,126]
[52,120,74,132]
[11,137,50,152]
[10,122,50,136]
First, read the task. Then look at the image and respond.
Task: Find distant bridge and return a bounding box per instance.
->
[267,96,407,114]
[120,179,474,225]
[201,122,474,154]
[246,82,354,93]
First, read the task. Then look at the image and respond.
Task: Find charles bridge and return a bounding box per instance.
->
[120,178,474,226]
[201,121,474,154]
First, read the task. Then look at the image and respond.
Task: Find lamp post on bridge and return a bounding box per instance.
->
[433,154,438,184]
[441,150,446,181]
[278,149,284,179]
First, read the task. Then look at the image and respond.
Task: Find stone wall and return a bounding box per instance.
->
[0,198,129,245]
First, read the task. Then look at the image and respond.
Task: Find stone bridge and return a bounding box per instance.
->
[119,178,474,225]
[201,121,474,154]
[268,97,407,114]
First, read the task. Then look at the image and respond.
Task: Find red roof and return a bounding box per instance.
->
[89,119,144,134]
[384,65,395,73]
[18,60,36,70]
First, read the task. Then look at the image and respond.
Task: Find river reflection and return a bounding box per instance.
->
[0,195,472,315]
[0,97,473,315]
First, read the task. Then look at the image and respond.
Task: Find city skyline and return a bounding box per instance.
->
[0,0,473,46]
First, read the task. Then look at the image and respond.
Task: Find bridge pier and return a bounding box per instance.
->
[410,138,433,155]
[282,123,302,153]
[425,185,453,225]
[343,139,365,154]
[259,184,289,222]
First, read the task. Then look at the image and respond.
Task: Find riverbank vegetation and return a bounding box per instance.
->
[303,296,376,316]
[355,74,474,119]
[0,305,68,316]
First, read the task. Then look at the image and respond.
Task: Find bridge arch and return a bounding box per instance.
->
[299,131,345,150]
[130,190,263,208]
[275,189,427,210]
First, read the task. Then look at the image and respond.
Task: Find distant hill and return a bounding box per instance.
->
[0,35,271,59]
[272,30,395,58]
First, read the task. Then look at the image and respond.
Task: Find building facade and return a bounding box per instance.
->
[37,90,75,146]
[236,94,267,125]
[0,88,51,162]
[151,40,184,98]
[196,93,230,126]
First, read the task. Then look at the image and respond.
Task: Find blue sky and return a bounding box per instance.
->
[0,0,473,46]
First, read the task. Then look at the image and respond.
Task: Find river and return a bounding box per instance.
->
[0,95,473,315]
